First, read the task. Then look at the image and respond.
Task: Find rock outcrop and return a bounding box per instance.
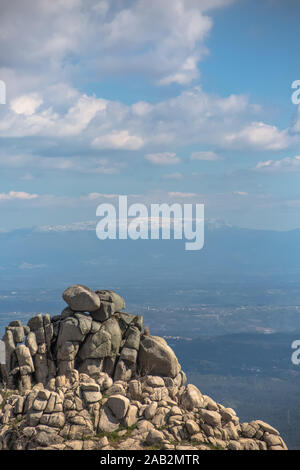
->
[0,285,287,451]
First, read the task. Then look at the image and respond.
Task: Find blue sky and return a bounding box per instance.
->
[0,0,299,231]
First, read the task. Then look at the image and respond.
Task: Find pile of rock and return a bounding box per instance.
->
[0,285,287,451]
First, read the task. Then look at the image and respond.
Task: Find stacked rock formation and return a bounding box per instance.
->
[0,285,287,451]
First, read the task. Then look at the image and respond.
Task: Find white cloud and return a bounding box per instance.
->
[19,262,47,270]
[0,191,39,202]
[0,0,234,91]
[0,85,295,163]
[84,193,119,200]
[131,101,153,116]
[233,191,248,196]
[11,93,43,116]
[225,122,291,151]
[0,93,107,138]
[0,153,124,175]
[0,0,297,188]
[145,152,181,165]
[190,151,221,161]
[158,56,200,86]
[168,191,198,198]
[92,130,144,150]
[255,155,300,173]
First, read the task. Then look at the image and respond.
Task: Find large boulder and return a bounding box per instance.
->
[181,384,204,411]
[78,317,122,360]
[91,290,125,322]
[138,335,181,378]
[95,290,125,312]
[106,394,130,419]
[57,317,86,345]
[98,403,120,433]
[62,285,100,312]
[200,409,222,427]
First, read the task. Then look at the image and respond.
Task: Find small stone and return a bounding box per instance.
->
[145,429,164,445]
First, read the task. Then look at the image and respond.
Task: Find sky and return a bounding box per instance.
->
[0,0,299,231]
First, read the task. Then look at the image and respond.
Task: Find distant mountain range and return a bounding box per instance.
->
[0,221,299,289]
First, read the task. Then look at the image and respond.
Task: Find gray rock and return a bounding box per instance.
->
[123,405,138,427]
[26,332,38,356]
[200,409,222,427]
[138,335,181,378]
[241,422,257,438]
[82,390,102,404]
[124,326,141,350]
[254,420,280,436]
[181,384,203,411]
[74,313,92,335]
[146,376,165,388]
[57,317,85,348]
[264,433,282,447]
[120,347,138,363]
[118,313,138,332]
[144,402,158,420]
[105,383,126,396]
[8,320,22,327]
[186,419,200,435]
[95,290,125,312]
[80,382,100,392]
[9,326,25,344]
[114,359,134,382]
[98,403,120,433]
[34,353,49,384]
[91,301,115,322]
[107,394,130,419]
[203,395,218,411]
[40,412,66,428]
[228,440,242,450]
[145,429,164,445]
[219,407,235,423]
[15,344,34,372]
[3,329,15,374]
[57,341,80,361]
[63,285,100,312]
[78,358,103,377]
[27,314,44,332]
[127,380,143,400]
[78,317,122,360]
